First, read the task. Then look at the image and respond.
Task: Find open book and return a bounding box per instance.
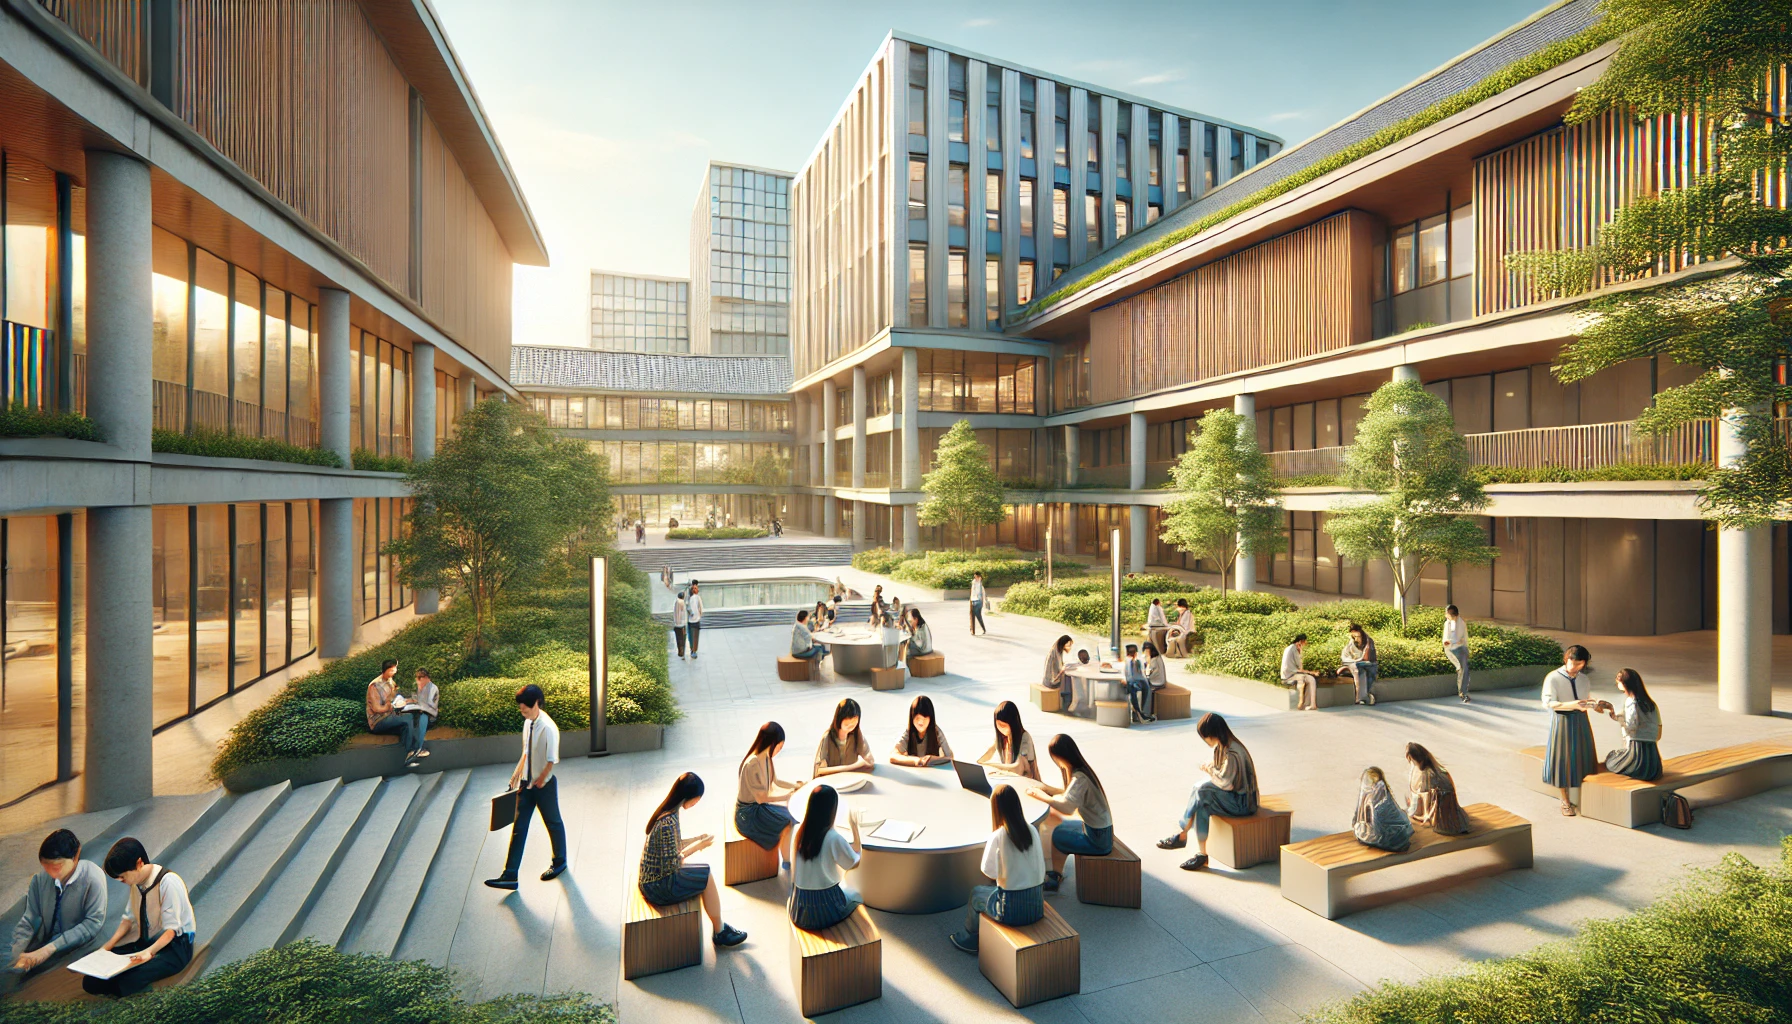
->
[67,948,135,979]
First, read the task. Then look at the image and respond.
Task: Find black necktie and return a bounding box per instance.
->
[50,884,64,939]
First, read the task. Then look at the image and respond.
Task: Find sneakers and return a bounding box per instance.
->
[1368,693,1377,705]
[541,862,567,881]
[1042,870,1063,893]
[1179,854,1210,871]
[1156,834,1187,850]
[713,924,748,947]
[483,873,519,891]
[948,931,978,954]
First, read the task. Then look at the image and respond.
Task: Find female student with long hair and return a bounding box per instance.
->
[1025,734,1112,892]
[788,785,863,930]
[1404,742,1469,835]
[891,695,954,766]
[1597,668,1663,781]
[1352,766,1413,851]
[1042,635,1072,707]
[639,773,747,946]
[813,698,875,778]
[902,608,934,665]
[735,722,805,869]
[947,784,1045,952]
[1158,712,1260,871]
[977,701,1041,780]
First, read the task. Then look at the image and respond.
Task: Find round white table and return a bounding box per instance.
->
[789,764,1051,914]
[810,624,896,675]
[1061,660,1127,714]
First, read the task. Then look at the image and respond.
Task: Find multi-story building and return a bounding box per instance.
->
[514,345,793,528]
[588,270,689,354]
[688,161,793,356]
[0,0,543,808]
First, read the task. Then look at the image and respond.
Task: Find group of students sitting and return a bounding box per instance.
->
[1349,743,1473,851]
[1039,634,1167,722]
[790,599,933,669]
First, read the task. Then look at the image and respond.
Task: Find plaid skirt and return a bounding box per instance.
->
[1605,740,1663,781]
[734,801,795,850]
[1542,710,1597,788]
[788,883,856,931]
[986,883,1045,927]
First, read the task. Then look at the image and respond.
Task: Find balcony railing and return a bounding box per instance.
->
[1266,419,1732,481]
[1268,447,1348,479]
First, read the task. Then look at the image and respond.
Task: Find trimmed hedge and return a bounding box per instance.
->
[665,526,768,539]
[1001,577,1295,635]
[0,403,102,441]
[852,546,1088,589]
[153,428,344,467]
[1284,463,1708,488]
[0,938,614,1023]
[351,447,414,473]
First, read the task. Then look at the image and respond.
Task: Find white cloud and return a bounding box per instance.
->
[1265,111,1308,123]
[1134,71,1185,86]
[964,17,996,28]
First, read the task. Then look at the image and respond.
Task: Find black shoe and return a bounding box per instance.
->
[541,862,567,882]
[713,924,748,947]
[1042,870,1062,893]
[484,874,519,891]
[1157,834,1187,850]
[1180,854,1210,871]
[949,931,978,953]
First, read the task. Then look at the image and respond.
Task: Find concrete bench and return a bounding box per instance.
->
[910,652,946,677]
[623,879,703,979]
[871,665,906,691]
[777,655,818,681]
[1280,802,1532,919]
[1520,741,1792,827]
[1074,835,1141,908]
[1094,699,1131,728]
[723,814,780,886]
[1210,794,1291,870]
[790,905,881,1016]
[1031,684,1063,713]
[979,903,1080,1007]
[1154,683,1192,720]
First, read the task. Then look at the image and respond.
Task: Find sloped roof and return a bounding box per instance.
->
[510,345,794,396]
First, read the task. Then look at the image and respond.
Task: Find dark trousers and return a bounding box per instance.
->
[687,621,702,654]
[504,776,568,873]
[673,625,687,657]
[970,600,987,633]
[83,933,193,998]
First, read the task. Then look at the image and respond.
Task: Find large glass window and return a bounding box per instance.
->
[194,505,229,707]
[1450,204,1475,278]
[1392,224,1417,294]
[1054,86,1070,169]
[1115,103,1130,181]
[907,48,928,137]
[947,166,967,229]
[985,172,1000,231]
[263,287,287,439]
[151,507,188,728]
[1053,188,1068,239]
[1418,214,1448,287]
[1018,77,1035,160]
[192,250,230,432]
[1203,124,1218,191]
[1085,95,1100,170]
[151,230,189,432]
[233,503,261,685]
[1,517,59,801]
[948,57,967,144]
[985,257,1000,327]
[947,251,968,327]
[908,245,927,323]
[1115,199,1130,240]
[1177,118,1192,197]
[1018,260,1035,305]
[1085,193,1099,250]
[1230,131,1245,178]
[1018,179,1034,242]
[1148,111,1162,187]
[231,269,261,434]
[908,158,926,223]
[984,73,1000,153]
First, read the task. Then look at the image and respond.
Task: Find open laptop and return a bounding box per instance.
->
[952,759,993,797]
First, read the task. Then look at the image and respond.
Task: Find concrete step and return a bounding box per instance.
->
[171,783,293,904]
[187,779,340,969]
[341,769,471,956]
[622,542,854,574]
[392,764,512,966]
[204,778,383,972]
[297,773,426,949]
[0,806,132,924]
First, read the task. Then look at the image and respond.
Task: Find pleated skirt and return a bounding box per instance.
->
[1542,710,1597,788]
[734,801,795,850]
[789,883,855,931]
[640,864,709,905]
[1604,740,1663,781]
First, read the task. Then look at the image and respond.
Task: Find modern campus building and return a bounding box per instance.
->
[0,0,541,808]
[587,270,689,354]
[688,161,793,357]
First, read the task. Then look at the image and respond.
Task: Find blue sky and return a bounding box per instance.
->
[431,0,1546,347]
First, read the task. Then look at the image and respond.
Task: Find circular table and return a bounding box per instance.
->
[811,624,896,675]
[789,764,1050,914]
[1061,661,1127,713]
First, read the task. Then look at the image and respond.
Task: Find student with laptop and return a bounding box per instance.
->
[82,838,194,997]
[976,701,1040,781]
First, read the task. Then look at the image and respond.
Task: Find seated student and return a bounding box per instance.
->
[1144,597,1170,657]
[1025,734,1112,892]
[638,773,747,947]
[790,610,827,665]
[902,609,933,665]
[736,722,804,870]
[978,701,1041,781]
[889,596,904,625]
[365,658,408,743]
[5,829,106,995]
[867,585,886,624]
[1341,624,1379,706]
[1166,599,1196,658]
[1065,647,1094,714]
[948,784,1045,952]
[1597,668,1663,781]
[890,694,954,767]
[810,600,833,633]
[1145,642,1168,705]
[400,668,440,768]
[1351,767,1413,852]
[1405,743,1470,835]
[83,838,194,998]
[1282,634,1319,711]
[789,785,863,931]
[813,698,875,778]
[1041,635,1072,706]
[1122,643,1157,723]
[878,611,902,667]
[1158,712,1260,870]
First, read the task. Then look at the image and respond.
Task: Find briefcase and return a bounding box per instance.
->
[490,788,520,831]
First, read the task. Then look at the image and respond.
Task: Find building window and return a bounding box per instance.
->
[1085,95,1100,171]
[948,57,968,144]
[1230,131,1245,178]
[948,165,968,229]
[1148,111,1162,187]
[908,157,927,223]
[907,48,927,137]
[1418,213,1447,287]
[1450,204,1475,279]
[1115,199,1130,239]
[1204,123,1218,190]
[1019,77,1036,159]
[1085,193,1099,250]
[985,73,1001,152]
[908,244,927,323]
[985,257,1001,327]
[1256,140,1272,164]
[1146,203,1161,225]
[947,251,968,327]
[1392,224,1417,294]
[1018,178,1034,241]
[1018,259,1035,305]
[1054,85,1070,169]
[1177,118,1192,197]
[985,172,1001,231]
[1053,187,1069,238]
[1115,102,1130,181]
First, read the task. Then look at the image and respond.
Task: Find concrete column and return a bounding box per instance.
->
[903,504,920,553]
[82,150,154,811]
[1718,407,1773,714]
[852,500,866,551]
[1129,504,1147,574]
[1064,425,1080,486]
[318,497,355,658]
[822,379,837,488]
[410,342,439,616]
[1392,363,1421,384]
[852,365,867,489]
[318,288,352,465]
[1233,392,1257,593]
[1129,410,1146,491]
[458,375,476,419]
[901,348,921,490]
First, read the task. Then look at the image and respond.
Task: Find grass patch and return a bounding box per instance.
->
[666,526,769,540]
[153,428,344,468]
[853,546,1088,589]
[351,447,414,473]
[0,403,102,441]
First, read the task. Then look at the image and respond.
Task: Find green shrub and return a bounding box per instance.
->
[1003,579,1295,636]
[608,658,683,725]
[1473,462,1707,484]
[0,403,102,441]
[852,547,915,575]
[665,526,768,539]
[153,427,344,467]
[437,671,590,734]
[350,447,414,473]
[1193,605,1559,684]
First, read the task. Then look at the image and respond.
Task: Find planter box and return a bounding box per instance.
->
[604,722,666,753]
[1183,664,1550,712]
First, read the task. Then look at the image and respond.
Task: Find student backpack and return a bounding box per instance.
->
[1660,792,1694,829]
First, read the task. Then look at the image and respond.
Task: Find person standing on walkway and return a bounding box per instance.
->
[1144,598,1169,657]
[5,830,106,994]
[1541,645,1599,816]
[1442,604,1471,703]
[672,589,689,660]
[486,684,568,889]
[1340,624,1379,705]
[1282,635,1319,711]
[969,572,989,635]
[686,582,704,659]
[82,839,194,998]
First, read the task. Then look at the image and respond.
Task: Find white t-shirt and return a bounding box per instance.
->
[686,593,703,622]
[981,824,1046,890]
[970,579,985,602]
[793,828,860,890]
[1442,616,1466,646]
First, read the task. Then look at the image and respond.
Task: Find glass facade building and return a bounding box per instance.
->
[689,162,793,356]
[588,271,690,354]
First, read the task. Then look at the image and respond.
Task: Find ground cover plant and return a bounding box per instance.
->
[0,404,102,441]
[853,546,1086,589]
[665,526,768,539]
[152,427,343,467]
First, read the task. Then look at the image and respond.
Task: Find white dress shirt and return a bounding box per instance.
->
[523,710,561,780]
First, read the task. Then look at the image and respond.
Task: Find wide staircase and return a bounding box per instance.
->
[622,541,853,574]
[1,770,480,998]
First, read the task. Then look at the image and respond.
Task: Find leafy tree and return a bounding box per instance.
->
[1157,408,1285,600]
[387,398,612,655]
[1323,381,1496,625]
[1508,0,1792,528]
[918,419,1007,548]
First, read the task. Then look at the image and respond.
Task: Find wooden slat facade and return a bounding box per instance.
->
[417,109,512,372]
[35,0,145,85]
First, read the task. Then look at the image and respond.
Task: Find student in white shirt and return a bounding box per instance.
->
[83,838,194,998]
[948,784,1045,952]
[685,583,705,659]
[968,573,989,635]
[672,590,689,660]
[1145,598,1169,657]
[485,685,568,889]
[787,785,863,931]
[1281,634,1319,711]
[1442,604,1471,703]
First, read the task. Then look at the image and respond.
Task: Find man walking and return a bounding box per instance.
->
[485,684,568,890]
[968,572,988,635]
[686,581,704,659]
[672,588,689,660]
[1442,604,1471,704]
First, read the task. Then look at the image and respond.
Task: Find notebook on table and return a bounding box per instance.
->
[869,819,924,843]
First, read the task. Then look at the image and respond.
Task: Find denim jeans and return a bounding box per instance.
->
[402,712,431,753]
[1350,661,1379,702]
[1179,780,1257,841]
[1446,645,1470,697]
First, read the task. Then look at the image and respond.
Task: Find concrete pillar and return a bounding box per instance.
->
[1064,425,1080,486]
[1392,363,1421,384]
[1129,411,1147,491]
[81,150,154,811]
[1718,407,1773,714]
[459,375,476,419]
[852,500,866,550]
[903,504,920,553]
[410,342,439,616]
[1233,392,1257,593]
[318,288,352,465]
[901,348,921,490]
[852,365,867,489]
[1129,504,1147,573]
[822,379,837,490]
[316,287,356,657]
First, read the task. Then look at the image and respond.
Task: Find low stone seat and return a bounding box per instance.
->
[871,665,906,691]
[1094,699,1131,728]
[723,814,779,886]
[1031,684,1063,713]
[909,652,946,677]
[1074,835,1141,908]
[1520,740,1792,827]
[1280,802,1531,919]
[1209,794,1291,869]
[1154,684,1191,720]
[777,655,817,682]
[978,903,1080,1007]
[789,905,881,1016]
[623,879,702,979]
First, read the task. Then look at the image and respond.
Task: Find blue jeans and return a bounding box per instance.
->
[1446,645,1469,697]
[403,712,431,753]
[794,645,825,662]
[970,600,987,632]
[1349,661,1378,702]
[1179,781,1257,841]
[1126,677,1152,717]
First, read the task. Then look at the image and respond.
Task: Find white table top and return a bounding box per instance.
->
[1062,661,1126,680]
[789,763,1049,853]
[811,625,893,648]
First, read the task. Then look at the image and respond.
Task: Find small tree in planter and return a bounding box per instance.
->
[1324,381,1496,625]
[1158,408,1285,600]
[918,419,1007,549]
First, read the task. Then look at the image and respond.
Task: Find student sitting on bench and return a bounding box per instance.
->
[1351,767,1413,852]
[948,784,1045,952]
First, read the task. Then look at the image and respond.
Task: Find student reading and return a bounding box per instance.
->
[638,773,748,947]
[1025,734,1111,892]
[813,698,875,778]
[890,695,953,767]
[82,838,195,998]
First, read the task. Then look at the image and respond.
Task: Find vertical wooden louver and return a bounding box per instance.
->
[36,0,145,84]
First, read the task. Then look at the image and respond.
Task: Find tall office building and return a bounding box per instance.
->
[688,161,794,356]
[588,270,689,353]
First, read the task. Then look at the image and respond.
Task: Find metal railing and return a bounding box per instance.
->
[1266,419,1730,480]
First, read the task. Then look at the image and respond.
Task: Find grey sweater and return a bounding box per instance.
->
[9,859,107,959]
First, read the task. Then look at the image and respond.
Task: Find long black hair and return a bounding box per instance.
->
[740,721,786,773]
[909,608,927,629]
[990,783,1033,852]
[902,695,942,756]
[796,784,839,861]
[1617,668,1657,715]
[1404,742,1442,774]
[646,772,704,835]
[992,700,1027,764]
[829,698,863,747]
[1196,712,1240,767]
[1046,733,1103,797]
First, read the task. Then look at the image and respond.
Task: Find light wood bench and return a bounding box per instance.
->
[910,652,946,677]
[789,905,881,1016]
[723,814,780,886]
[1210,794,1291,870]
[623,878,703,979]
[978,903,1080,1007]
[1578,740,1792,827]
[1031,684,1063,713]
[1155,683,1191,720]
[1075,835,1141,908]
[1280,802,1532,919]
[1515,745,1601,799]
[777,655,817,681]
[1094,699,1131,728]
[871,665,906,690]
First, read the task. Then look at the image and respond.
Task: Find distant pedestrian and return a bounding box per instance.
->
[969,572,988,635]
[486,684,568,889]
[1442,604,1471,703]
[636,520,646,544]
[686,582,704,659]
[661,565,674,591]
[672,590,689,660]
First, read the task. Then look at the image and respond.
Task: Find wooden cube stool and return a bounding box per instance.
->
[777,655,817,681]
[1154,683,1192,720]
[978,903,1080,1007]
[724,815,780,886]
[1074,836,1141,908]
[1209,795,1292,870]
[623,881,702,979]
[871,665,906,691]
[1031,684,1062,713]
[1094,699,1131,728]
[910,652,946,677]
[790,905,881,1016]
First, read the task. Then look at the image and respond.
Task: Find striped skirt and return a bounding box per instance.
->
[986,883,1045,927]
[734,801,795,851]
[1542,710,1597,788]
[789,883,856,931]
[1604,740,1663,782]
